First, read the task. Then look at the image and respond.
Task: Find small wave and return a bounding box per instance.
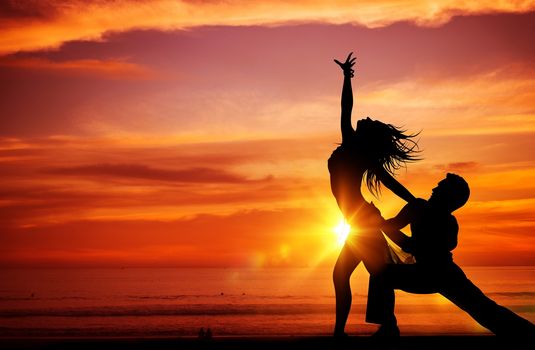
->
[0,297,35,301]
[0,303,334,318]
[127,295,189,300]
[0,296,91,301]
[487,292,535,298]
[1,302,532,319]
[125,294,332,301]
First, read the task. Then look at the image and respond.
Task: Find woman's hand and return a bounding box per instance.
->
[334,52,356,78]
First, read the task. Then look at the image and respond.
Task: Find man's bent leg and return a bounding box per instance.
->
[367,264,439,325]
[440,264,535,336]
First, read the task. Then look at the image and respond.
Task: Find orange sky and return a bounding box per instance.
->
[1,0,534,267]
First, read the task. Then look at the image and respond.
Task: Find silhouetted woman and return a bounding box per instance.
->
[329,53,420,336]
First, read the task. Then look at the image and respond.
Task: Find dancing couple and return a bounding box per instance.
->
[329,52,535,337]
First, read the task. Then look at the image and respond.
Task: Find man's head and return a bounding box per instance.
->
[429,173,470,212]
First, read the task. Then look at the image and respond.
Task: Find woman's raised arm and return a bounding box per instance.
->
[334,52,356,144]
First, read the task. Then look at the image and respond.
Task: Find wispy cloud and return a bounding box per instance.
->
[0,135,332,228]
[0,57,156,79]
[43,163,272,183]
[433,162,480,173]
[357,67,535,136]
[1,0,535,54]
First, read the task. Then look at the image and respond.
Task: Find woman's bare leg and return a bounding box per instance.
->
[333,242,361,336]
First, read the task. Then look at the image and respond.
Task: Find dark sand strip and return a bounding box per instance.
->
[1,336,533,350]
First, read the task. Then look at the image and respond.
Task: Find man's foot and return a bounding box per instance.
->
[372,324,400,338]
[333,331,348,338]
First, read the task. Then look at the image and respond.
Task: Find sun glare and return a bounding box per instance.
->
[334,219,351,247]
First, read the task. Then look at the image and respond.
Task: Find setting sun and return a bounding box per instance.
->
[334,219,351,247]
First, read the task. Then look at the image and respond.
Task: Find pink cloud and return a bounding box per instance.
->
[433,162,480,173]
[43,163,272,183]
[1,0,535,54]
[0,57,156,80]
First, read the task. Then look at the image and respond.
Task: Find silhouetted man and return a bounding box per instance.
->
[366,173,535,337]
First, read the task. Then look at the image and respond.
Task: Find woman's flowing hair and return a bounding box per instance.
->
[361,120,421,196]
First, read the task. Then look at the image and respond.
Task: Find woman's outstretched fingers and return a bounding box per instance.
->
[334,52,357,77]
[335,52,354,65]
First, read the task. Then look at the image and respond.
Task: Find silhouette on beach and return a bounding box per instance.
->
[370,174,535,337]
[329,52,535,338]
[329,52,420,337]
[198,327,212,340]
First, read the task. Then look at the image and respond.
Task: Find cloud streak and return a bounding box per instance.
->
[0,57,156,80]
[0,135,333,228]
[1,0,535,54]
[43,163,272,183]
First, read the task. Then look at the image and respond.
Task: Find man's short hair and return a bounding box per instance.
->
[445,173,470,211]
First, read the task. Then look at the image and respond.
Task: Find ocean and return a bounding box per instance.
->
[0,266,533,337]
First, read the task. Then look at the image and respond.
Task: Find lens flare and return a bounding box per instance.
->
[334,219,351,247]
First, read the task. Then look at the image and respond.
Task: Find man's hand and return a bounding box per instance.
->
[401,238,415,254]
[369,201,385,223]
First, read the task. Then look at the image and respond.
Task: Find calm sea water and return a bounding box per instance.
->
[0,266,533,337]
